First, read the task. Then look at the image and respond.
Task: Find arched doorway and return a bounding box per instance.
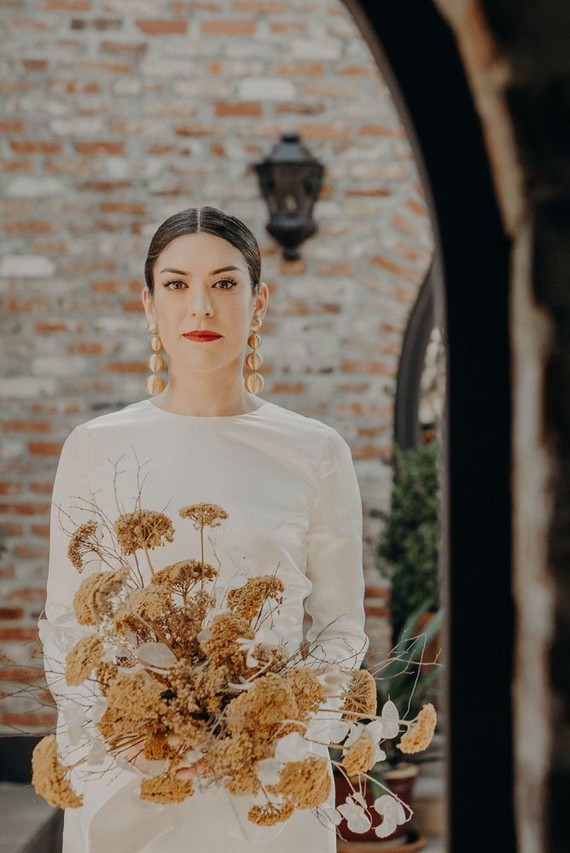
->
[342,1,515,850]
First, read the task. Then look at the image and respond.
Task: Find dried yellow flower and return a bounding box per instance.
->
[226,673,298,736]
[31,735,83,809]
[204,734,260,795]
[140,772,194,803]
[201,612,254,672]
[113,509,174,555]
[342,729,377,776]
[341,669,377,717]
[95,660,119,696]
[97,671,166,748]
[73,568,130,626]
[250,642,288,673]
[284,667,326,717]
[66,520,101,573]
[152,559,217,593]
[65,634,104,686]
[143,735,177,761]
[226,575,284,621]
[121,586,172,623]
[248,801,295,826]
[398,703,437,754]
[270,756,331,809]
[178,503,228,529]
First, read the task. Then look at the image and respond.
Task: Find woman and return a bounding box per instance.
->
[42,207,369,852]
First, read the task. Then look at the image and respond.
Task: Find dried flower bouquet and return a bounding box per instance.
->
[34,493,437,840]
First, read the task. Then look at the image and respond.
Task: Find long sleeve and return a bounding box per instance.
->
[303,427,369,672]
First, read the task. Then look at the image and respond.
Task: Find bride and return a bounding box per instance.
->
[41,206,369,852]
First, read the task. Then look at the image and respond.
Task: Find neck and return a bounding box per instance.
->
[152,364,261,417]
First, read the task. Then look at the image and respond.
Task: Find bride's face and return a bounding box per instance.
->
[142,231,268,378]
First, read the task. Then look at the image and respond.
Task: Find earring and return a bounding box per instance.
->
[146,321,166,396]
[244,315,264,394]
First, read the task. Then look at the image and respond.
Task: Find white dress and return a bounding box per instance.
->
[41,398,369,853]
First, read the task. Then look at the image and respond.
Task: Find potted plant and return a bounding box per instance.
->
[376,443,441,640]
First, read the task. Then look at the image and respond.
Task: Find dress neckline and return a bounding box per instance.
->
[143,398,272,421]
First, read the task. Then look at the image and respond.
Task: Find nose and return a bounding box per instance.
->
[188,283,214,318]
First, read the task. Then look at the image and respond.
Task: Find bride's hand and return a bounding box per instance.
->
[174,759,207,780]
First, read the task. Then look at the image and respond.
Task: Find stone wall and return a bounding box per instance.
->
[0,0,432,731]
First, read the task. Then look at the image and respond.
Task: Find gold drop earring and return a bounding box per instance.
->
[146,321,166,396]
[244,315,264,394]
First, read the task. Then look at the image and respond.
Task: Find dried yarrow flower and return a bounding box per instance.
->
[120,586,173,624]
[97,671,166,747]
[284,667,326,717]
[204,734,260,795]
[140,772,194,803]
[66,520,101,573]
[143,734,177,761]
[31,735,83,809]
[151,559,217,594]
[95,660,119,696]
[269,755,331,809]
[178,503,228,529]
[73,567,130,626]
[226,574,284,621]
[113,510,174,555]
[251,642,288,673]
[342,729,377,776]
[341,668,377,717]
[398,703,437,754]
[226,673,298,736]
[248,801,295,826]
[201,612,254,672]
[65,634,104,686]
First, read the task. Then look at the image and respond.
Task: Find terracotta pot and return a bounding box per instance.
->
[334,763,420,843]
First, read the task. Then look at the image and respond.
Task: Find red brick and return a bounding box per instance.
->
[173,124,216,137]
[122,300,144,313]
[47,79,101,95]
[105,361,146,374]
[0,502,49,516]
[169,1,222,9]
[201,19,256,35]
[365,586,390,599]
[5,220,54,235]
[339,64,375,77]
[0,120,24,133]
[100,202,146,215]
[67,341,103,354]
[100,40,148,56]
[270,381,304,394]
[352,444,391,461]
[71,17,122,30]
[214,102,262,118]
[210,142,225,156]
[0,607,24,620]
[360,124,405,138]
[233,0,287,10]
[29,482,54,495]
[43,0,91,8]
[136,19,188,35]
[91,279,118,293]
[5,297,51,313]
[0,668,44,684]
[76,59,132,73]
[340,360,395,376]
[79,181,131,193]
[13,543,49,558]
[9,140,61,154]
[75,141,125,156]
[0,483,21,496]
[31,524,50,538]
[35,321,68,332]
[269,21,307,34]
[0,523,23,536]
[298,122,352,140]
[365,604,391,618]
[0,626,38,641]
[2,587,46,603]
[2,421,51,434]
[347,186,392,197]
[272,61,325,76]
[406,197,428,217]
[21,59,48,72]
[316,262,353,277]
[1,712,55,730]
[28,442,63,456]
[0,160,34,174]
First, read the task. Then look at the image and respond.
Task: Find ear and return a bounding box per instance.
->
[253,281,270,321]
[141,287,156,326]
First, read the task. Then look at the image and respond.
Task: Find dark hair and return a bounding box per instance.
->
[144,206,261,296]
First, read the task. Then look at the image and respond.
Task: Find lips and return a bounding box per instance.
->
[183,331,222,341]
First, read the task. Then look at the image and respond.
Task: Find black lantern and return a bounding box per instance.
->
[255,132,324,260]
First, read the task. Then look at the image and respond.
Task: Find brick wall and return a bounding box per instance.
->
[0,0,432,731]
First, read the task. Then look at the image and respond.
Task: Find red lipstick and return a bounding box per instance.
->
[183,330,222,342]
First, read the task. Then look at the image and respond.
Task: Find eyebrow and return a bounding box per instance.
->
[159,265,245,276]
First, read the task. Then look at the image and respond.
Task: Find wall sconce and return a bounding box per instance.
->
[255,132,324,260]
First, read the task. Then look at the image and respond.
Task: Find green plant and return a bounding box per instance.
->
[376,443,441,640]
